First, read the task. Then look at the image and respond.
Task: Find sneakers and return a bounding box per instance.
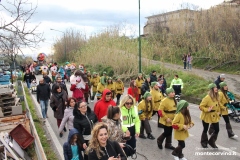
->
[230,134,238,139]
[180,157,187,160]
[173,156,179,160]
[139,134,147,139]
[91,100,93,103]
[147,134,155,140]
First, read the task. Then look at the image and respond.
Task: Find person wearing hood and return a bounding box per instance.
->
[157,88,177,150]
[119,95,140,157]
[73,100,98,160]
[94,89,116,122]
[208,82,238,139]
[172,100,194,160]
[138,92,155,140]
[115,77,124,105]
[135,73,145,102]
[63,128,84,160]
[214,74,225,89]
[150,82,164,128]
[199,83,222,149]
[37,78,51,121]
[141,75,151,97]
[86,122,127,160]
[50,84,68,137]
[59,97,76,134]
[96,76,106,100]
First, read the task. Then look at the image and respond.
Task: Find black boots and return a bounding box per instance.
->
[172,146,181,160]
[157,133,165,149]
[226,123,238,138]
[208,133,218,148]
[208,124,214,135]
[147,133,155,140]
[200,132,208,148]
[165,136,175,150]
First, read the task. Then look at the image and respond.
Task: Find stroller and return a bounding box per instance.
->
[31,80,37,94]
[227,91,240,123]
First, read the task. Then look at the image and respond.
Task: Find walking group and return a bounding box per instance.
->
[22,63,238,160]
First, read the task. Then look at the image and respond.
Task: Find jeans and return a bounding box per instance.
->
[26,79,31,89]
[187,62,192,70]
[183,61,186,69]
[40,100,48,119]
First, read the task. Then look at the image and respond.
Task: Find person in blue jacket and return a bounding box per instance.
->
[63,128,84,160]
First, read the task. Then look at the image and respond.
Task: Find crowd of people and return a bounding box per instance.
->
[21,62,238,160]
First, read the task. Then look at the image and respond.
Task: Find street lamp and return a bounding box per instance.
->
[138,0,142,73]
[50,28,67,61]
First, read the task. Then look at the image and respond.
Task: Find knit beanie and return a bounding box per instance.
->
[145,75,150,79]
[176,100,189,114]
[166,88,175,95]
[143,92,151,99]
[138,73,142,76]
[103,71,107,74]
[220,74,226,79]
[208,83,216,90]
[219,82,227,88]
[93,72,97,75]
[151,81,158,87]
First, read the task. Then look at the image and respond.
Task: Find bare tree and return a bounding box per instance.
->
[0,0,43,56]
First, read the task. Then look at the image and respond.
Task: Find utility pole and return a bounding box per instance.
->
[138,0,142,73]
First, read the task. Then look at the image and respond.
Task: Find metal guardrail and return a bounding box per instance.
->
[20,81,47,160]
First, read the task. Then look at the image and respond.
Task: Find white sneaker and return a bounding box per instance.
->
[91,100,93,103]
[230,134,238,138]
[173,156,179,160]
[180,157,187,160]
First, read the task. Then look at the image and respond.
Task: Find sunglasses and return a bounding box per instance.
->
[125,102,133,105]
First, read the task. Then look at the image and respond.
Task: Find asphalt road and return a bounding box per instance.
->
[32,75,240,160]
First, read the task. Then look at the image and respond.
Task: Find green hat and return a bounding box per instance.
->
[151,81,158,87]
[166,88,175,95]
[219,82,227,88]
[208,83,217,89]
[93,72,97,75]
[103,71,107,74]
[65,61,70,65]
[145,75,150,79]
[107,77,112,80]
[176,100,189,114]
[143,91,151,99]
[138,73,142,76]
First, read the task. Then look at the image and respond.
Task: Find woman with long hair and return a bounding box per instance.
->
[106,77,116,99]
[199,83,222,148]
[50,84,68,137]
[119,95,140,157]
[138,92,155,140]
[135,73,144,102]
[208,82,238,138]
[59,97,77,134]
[86,122,127,160]
[157,88,177,150]
[73,100,98,160]
[127,80,139,102]
[172,100,194,160]
[102,106,130,148]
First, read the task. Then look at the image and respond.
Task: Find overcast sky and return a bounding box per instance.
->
[1,0,224,59]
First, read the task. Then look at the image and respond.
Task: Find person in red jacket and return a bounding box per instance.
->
[94,89,116,122]
[127,80,139,102]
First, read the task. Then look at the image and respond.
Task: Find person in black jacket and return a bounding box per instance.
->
[214,74,225,89]
[141,75,151,97]
[37,78,51,121]
[149,70,157,84]
[63,128,84,160]
[43,72,52,84]
[86,122,127,160]
[52,76,68,95]
[73,100,98,160]
[23,70,31,89]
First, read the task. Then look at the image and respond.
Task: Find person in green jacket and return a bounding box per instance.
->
[170,75,184,101]
[119,95,141,157]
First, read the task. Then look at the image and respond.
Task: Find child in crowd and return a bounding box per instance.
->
[172,100,194,160]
